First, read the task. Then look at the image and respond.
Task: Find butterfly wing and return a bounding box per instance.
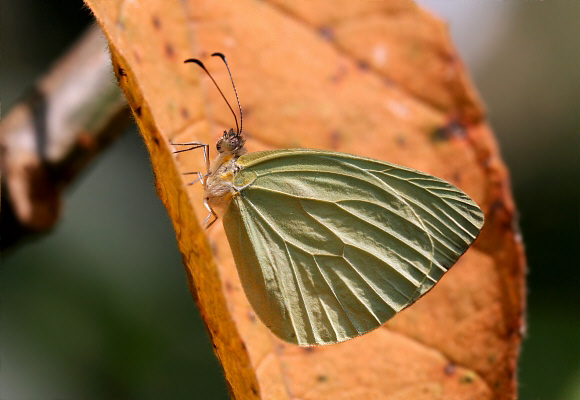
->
[222,149,484,346]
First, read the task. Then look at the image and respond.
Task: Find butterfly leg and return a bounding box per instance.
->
[171,141,210,170]
[171,141,211,185]
[171,141,208,156]
[182,171,209,186]
[202,199,218,228]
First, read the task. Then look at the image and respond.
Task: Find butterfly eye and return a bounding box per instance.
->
[216,139,223,152]
[229,136,240,149]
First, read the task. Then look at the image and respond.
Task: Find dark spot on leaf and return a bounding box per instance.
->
[489,199,504,217]
[318,26,334,41]
[251,385,259,395]
[329,130,340,150]
[290,332,296,338]
[330,64,347,83]
[451,172,460,184]
[241,341,247,351]
[165,43,175,59]
[135,106,142,117]
[383,77,395,87]
[153,136,160,146]
[189,282,199,303]
[357,60,370,71]
[480,155,492,169]
[396,135,406,148]
[181,107,189,119]
[317,375,328,382]
[210,240,218,256]
[189,245,200,258]
[117,66,126,77]
[152,16,161,29]
[444,363,455,376]
[507,326,516,338]
[431,120,466,142]
[248,311,256,322]
[459,371,475,384]
[212,343,217,349]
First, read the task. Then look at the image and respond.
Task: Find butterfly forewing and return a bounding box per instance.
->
[222,149,484,345]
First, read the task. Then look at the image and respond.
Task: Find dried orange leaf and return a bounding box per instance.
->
[85,1,524,399]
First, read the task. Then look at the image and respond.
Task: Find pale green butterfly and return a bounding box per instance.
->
[174,53,484,346]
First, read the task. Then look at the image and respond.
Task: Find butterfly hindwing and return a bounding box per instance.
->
[222,149,484,345]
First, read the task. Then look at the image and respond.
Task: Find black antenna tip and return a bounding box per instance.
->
[184,58,204,67]
[183,58,207,72]
[211,52,226,60]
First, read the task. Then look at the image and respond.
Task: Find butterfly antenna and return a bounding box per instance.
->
[211,52,243,135]
[184,57,239,135]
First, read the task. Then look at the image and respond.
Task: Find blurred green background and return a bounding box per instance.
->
[1,1,578,399]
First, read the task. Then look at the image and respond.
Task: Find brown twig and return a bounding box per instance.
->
[0,26,131,251]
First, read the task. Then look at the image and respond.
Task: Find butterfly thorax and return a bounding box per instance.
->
[204,129,246,218]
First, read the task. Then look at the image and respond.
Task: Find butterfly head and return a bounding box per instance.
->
[216,128,246,156]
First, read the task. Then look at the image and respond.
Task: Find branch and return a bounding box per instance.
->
[0,26,131,251]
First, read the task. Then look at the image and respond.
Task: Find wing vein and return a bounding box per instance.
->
[372,170,480,238]
[241,198,303,341]
[282,241,318,343]
[310,254,360,336]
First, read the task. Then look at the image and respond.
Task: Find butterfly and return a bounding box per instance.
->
[174,53,484,346]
